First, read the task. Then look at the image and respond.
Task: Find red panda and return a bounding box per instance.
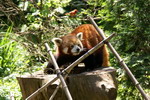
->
[44,24,110,74]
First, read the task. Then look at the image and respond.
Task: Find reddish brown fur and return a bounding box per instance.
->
[45,24,110,74]
[70,24,110,66]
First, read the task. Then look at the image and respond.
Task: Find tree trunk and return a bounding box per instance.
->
[17,67,118,100]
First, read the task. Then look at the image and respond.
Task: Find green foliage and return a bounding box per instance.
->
[111,0,150,53]
[85,0,150,99]
[0,0,149,99]
[105,0,150,99]
[0,26,44,99]
[0,27,28,77]
[0,27,24,99]
[0,74,21,100]
[114,53,150,100]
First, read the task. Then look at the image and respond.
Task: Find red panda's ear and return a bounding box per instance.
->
[76,32,83,40]
[52,38,62,46]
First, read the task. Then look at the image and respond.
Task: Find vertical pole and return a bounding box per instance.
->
[45,43,73,100]
[89,17,149,100]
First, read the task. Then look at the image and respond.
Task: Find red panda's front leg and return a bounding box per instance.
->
[44,55,77,74]
[44,60,55,74]
[83,54,98,70]
[44,55,65,74]
[44,57,65,74]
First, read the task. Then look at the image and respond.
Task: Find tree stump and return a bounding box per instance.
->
[17,67,118,100]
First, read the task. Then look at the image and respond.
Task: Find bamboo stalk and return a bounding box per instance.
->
[25,33,115,100]
[49,84,61,100]
[45,43,73,100]
[88,16,150,100]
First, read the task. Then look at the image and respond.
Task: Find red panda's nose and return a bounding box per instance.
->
[76,48,80,52]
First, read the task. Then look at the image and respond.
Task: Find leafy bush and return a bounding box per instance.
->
[0,0,149,99]
[114,53,150,100]
[0,74,21,100]
[0,27,29,77]
[0,26,44,99]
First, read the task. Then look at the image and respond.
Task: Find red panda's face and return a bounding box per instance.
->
[52,32,83,56]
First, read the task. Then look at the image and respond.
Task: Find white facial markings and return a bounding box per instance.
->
[63,47,69,54]
[71,40,84,56]
[78,39,83,51]
[71,45,80,55]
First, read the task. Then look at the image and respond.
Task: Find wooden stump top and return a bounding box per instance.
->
[17,67,117,100]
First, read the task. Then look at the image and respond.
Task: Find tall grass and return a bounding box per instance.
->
[0,27,28,77]
[0,26,29,99]
[0,25,45,99]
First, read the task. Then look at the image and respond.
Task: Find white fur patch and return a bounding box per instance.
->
[71,44,83,56]
[76,32,83,40]
[63,47,69,54]
[78,39,83,50]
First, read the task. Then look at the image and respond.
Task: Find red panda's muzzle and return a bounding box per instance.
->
[71,45,83,56]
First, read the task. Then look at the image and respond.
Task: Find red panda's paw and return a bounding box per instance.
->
[44,68,56,74]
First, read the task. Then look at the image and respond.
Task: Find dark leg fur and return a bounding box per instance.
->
[84,55,97,70]
[83,52,103,71]
[44,61,55,74]
[44,52,103,74]
[44,55,79,74]
[95,53,103,67]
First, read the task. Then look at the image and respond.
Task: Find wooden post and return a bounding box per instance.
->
[17,67,118,100]
[17,71,59,100]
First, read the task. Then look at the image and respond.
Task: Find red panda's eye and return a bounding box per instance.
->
[77,44,80,47]
[70,45,74,48]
